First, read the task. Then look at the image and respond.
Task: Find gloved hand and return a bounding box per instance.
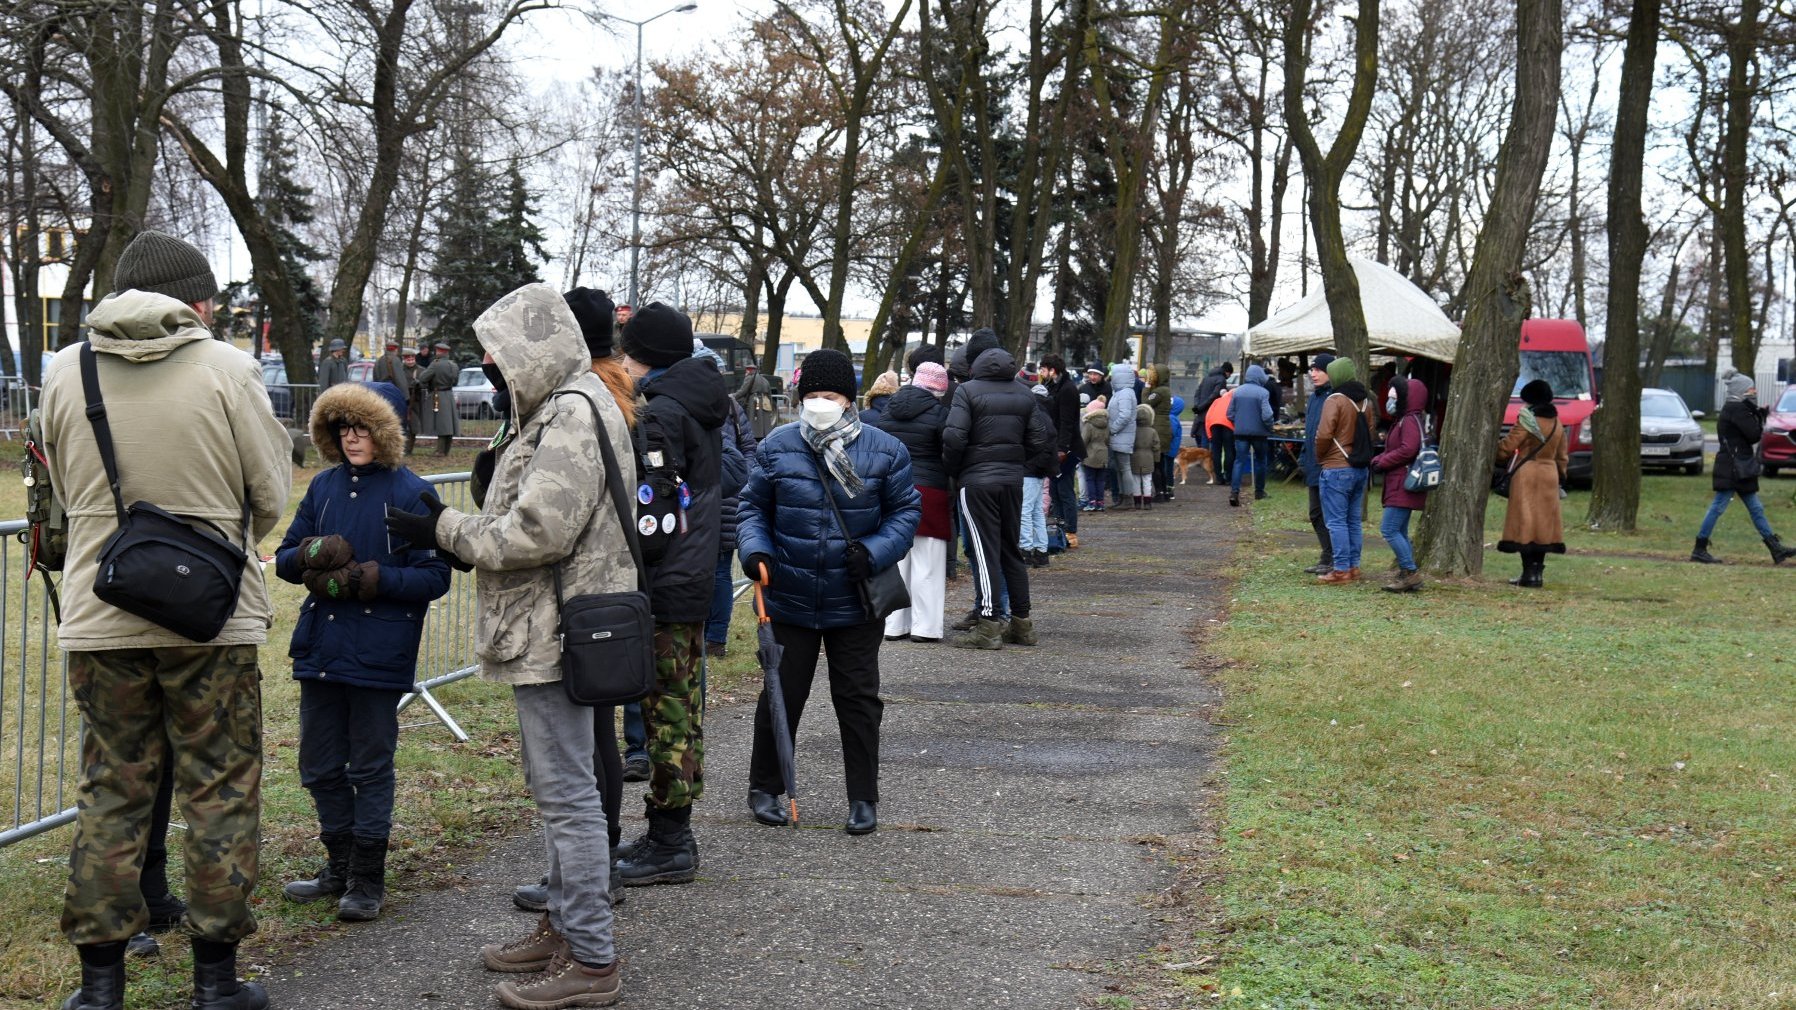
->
[385,491,446,549]
[353,561,380,601]
[843,541,872,581]
[298,534,353,570]
[303,564,360,600]
[745,553,774,586]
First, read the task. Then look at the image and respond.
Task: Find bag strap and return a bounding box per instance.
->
[79,342,252,550]
[1509,421,1556,473]
[542,389,650,611]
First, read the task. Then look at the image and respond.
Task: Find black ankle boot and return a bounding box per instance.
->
[337,835,388,921]
[63,944,126,1010]
[615,806,697,886]
[283,831,353,903]
[1690,537,1722,564]
[1766,535,1796,565]
[191,942,267,1010]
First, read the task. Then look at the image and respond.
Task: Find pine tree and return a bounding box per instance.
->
[418,157,546,362]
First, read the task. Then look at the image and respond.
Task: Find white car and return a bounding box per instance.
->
[453,367,498,419]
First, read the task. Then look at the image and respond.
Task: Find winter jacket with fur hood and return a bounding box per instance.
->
[276,382,452,690]
[432,284,640,687]
[1107,363,1139,455]
[1080,404,1110,469]
[1142,365,1174,450]
[1131,403,1161,474]
[38,290,293,651]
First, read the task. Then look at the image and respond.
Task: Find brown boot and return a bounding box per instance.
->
[482,914,563,973]
[1382,569,1423,593]
[1316,569,1353,585]
[495,943,620,1010]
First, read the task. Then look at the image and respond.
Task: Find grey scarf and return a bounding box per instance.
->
[801,412,865,497]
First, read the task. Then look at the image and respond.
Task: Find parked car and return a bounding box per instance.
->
[454,366,497,419]
[261,357,372,420]
[1638,387,1705,475]
[1763,384,1796,477]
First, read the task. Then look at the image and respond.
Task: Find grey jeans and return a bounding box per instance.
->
[514,683,615,965]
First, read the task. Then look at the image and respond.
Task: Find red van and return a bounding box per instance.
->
[1504,319,1598,483]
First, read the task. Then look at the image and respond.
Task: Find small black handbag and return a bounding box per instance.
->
[811,457,910,622]
[549,391,656,707]
[80,344,249,643]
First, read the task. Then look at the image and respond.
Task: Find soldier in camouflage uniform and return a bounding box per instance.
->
[39,231,291,1010]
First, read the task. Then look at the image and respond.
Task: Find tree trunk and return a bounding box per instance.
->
[1586,0,1661,532]
[758,271,794,379]
[1721,0,1761,372]
[739,254,765,354]
[1415,0,1562,577]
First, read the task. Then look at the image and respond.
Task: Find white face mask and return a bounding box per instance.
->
[1386,389,1399,414]
[800,397,845,430]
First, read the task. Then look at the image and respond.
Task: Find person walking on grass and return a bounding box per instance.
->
[1080,396,1110,512]
[1690,370,1796,565]
[1227,363,1274,507]
[1314,356,1374,584]
[1370,377,1430,592]
[1496,379,1568,588]
[277,382,452,922]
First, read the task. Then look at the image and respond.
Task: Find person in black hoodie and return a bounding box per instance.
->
[1039,354,1083,546]
[873,361,952,642]
[611,302,731,887]
[943,329,1053,650]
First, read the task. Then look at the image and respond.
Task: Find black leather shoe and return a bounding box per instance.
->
[748,789,789,826]
[125,932,159,958]
[513,874,548,913]
[845,801,877,835]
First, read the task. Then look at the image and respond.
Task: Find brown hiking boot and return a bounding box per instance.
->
[1065,532,1079,549]
[1382,569,1423,593]
[495,944,620,1010]
[482,914,563,973]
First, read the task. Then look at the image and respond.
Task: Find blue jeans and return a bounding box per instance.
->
[1020,476,1047,550]
[1698,490,1776,539]
[705,552,734,645]
[1381,505,1416,572]
[1231,436,1270,495]
[1320,467,1368,571]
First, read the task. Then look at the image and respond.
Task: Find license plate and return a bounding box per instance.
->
[1641,446,1671,456]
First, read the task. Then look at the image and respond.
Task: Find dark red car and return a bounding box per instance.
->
[1763,384,1796,477]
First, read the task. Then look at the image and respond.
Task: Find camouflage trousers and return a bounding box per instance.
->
[643,622,704,811]
[63,645,262,946]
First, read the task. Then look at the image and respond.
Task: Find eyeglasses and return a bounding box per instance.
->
[336,424,372,439]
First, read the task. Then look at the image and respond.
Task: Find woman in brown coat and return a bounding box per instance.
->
[1496,379,1567,587]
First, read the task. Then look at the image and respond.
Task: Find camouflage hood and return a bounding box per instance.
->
[473,284,589,421]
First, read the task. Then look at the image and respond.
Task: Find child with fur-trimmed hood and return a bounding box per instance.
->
[274,381,452,922]
[1129,402,1160,509]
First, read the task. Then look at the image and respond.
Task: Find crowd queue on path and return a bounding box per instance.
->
[27,230,1794,1010]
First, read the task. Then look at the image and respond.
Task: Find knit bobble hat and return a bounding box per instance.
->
[796,349,857,402]
[913,361,949,394]
[113,230,218,304]
[1723,369,1754,402]
[1519,379,1555,407]
[564,287,616,359]
[1325,356,1357,388]
[620,301,694,368]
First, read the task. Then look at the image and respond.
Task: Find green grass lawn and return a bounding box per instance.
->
[1190,471,1796,1008]
[0,453,764,1007]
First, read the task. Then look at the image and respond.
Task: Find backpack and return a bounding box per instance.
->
[1401,415,1442,492]
[20,408,68,574]
[1328,393,1376,469]
[630,408,686,567]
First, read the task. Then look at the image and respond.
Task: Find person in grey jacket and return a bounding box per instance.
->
[318,338,351,392]
[1105,362,1138,508]
[1227,363,1276,506]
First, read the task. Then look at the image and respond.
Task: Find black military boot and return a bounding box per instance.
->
[140,850,187,932]
[615,806,697,887]
[62,942,126,1010]
[1690,537,1723,564]
[337,835,387,921]
[283,831,352,902]
[404,432,417,456]
[190,940,267,1010]
[1765,535,1796,565]
[436,435,452,457]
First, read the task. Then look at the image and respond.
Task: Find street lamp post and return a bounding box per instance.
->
[596,2,698,311]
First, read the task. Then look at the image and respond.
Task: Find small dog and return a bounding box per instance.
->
[1174,445,1212,485]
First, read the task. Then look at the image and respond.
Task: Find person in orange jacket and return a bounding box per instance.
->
[1204,387,1236,486]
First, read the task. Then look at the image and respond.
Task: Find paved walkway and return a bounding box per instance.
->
[266,492,1240,1009]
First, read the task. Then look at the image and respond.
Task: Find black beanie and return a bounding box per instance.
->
[907,343,943,374]
[620,301,693,369]
[796,349,857,402]
[1519,379,1554,407]
[113,230,218,304]
[965,327,1001,370]
[564,287,616,359]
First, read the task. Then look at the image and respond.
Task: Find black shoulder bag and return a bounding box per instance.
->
[810,455,910,622]
[549,391,656,707]
[80,343,250,642]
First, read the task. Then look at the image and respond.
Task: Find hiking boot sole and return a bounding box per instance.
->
[495,978,621,1010]
[617,868,696,887]
[485,951,556,973]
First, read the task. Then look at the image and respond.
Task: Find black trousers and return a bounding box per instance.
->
[959,482,1030,619]
[1307,483,1334,564]
[1209,426,1235,484]
[298,679,403,839]
[593,706,622,849]
[750,620,885,804]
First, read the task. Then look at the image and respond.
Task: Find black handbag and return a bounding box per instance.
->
[79,343,249,642]
[811,456,910,622]
[1492,421,1555,499]
[548,391,656,707]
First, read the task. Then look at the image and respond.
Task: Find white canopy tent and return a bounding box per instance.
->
[1242,257,1460,363]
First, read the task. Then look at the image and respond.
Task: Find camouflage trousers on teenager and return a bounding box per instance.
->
[643,622,705,811]
[62,645,263,946]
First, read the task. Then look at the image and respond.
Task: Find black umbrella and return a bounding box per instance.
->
[754,581,800,826]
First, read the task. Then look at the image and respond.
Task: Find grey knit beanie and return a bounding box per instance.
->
[113,230,218,304]
[1723,370,1754,402]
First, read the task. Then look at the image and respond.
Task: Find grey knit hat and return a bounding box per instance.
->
[1723,370,1755,402]
[113,230,218,304]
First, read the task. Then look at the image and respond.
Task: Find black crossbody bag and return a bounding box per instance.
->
[811,456,910,622]
[549,391,656,707]
[80,343,250,642]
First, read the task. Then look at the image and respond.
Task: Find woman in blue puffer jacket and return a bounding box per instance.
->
[737,349,920,836]
[275,381,452,921]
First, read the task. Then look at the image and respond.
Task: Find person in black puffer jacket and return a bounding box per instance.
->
[942,329,1052,650]
[1690,371,1796,565]
[873,361,952,642]
[1020,384,1059,568]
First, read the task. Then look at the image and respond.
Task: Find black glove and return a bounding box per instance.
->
[385,491,446,549]
[843,541,872,581]
[744,553,774,585]
[298,534,353,570]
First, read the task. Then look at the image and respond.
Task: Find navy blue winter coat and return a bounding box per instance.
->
[1300,383,1331,488]
[277,464,453,691]
[718,398,757,554]
[737,423,921,630]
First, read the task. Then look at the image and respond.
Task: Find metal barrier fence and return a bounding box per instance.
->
[0,473,481,848]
